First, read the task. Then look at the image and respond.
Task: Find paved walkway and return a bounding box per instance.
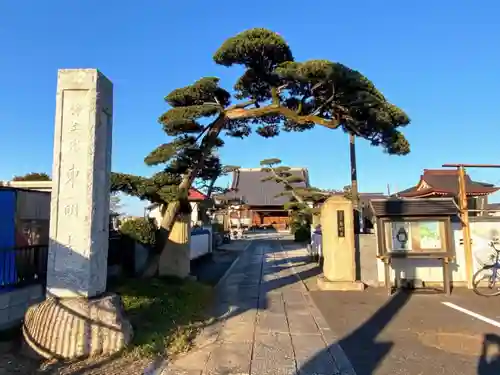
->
[160,239,354,375]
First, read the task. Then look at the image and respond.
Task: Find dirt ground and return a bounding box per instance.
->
[0,337,152,375]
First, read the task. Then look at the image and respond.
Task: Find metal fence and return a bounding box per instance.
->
[0,245,48,289]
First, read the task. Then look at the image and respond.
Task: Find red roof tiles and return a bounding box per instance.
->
[399,169,499,197]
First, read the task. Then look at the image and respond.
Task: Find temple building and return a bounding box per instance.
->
[215,167,310,231]
[396,169,499,215]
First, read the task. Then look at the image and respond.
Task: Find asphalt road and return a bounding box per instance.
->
[309,287,500,375]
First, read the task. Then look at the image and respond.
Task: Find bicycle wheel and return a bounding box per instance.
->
[472,266,500,297]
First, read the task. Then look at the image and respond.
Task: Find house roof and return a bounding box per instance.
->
[146,187,207,210]
[397,169,499,198]
[216,168,310,206]
[188,187,207,201]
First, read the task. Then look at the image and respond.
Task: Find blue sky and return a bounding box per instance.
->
[1,1,500,215]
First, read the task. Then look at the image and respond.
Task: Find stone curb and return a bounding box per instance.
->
[279,241,358,375]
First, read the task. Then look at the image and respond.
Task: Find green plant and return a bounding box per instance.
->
[115,277,213,358]
[211,222,225,233]
[12,172,51,181]
[293,225,311,243]
[119,218,157,248]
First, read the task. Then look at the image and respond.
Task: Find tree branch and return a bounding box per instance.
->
[267,167,305,204]
[226,104,340,129]
[227,99,257,110]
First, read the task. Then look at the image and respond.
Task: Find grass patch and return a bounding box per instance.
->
[112,276,213,359]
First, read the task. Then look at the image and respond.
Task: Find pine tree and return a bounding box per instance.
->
[12,172,51,181]
[111,28,411,270]
[260,158,328,225]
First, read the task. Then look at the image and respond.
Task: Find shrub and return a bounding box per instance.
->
[293,225,311,243]
[211,222,225,233]
[119,217,157,248]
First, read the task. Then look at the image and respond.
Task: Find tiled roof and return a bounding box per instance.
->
[217,168,310,206]
[146,187,207,210]
[370,197,459,217]
[398,169,499,197]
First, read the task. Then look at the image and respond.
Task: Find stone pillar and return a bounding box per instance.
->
[23,69,132,360]
[159,214,191,278]
[317,195,365,291]
[46,69,112,298]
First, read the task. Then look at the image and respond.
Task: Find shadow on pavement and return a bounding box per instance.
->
[202,237,429,375]
[299,290,411,375]
[205,239,318,324]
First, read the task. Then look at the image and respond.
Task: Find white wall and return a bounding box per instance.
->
[148,202,201,227]
[146,205,212,260]
[190,228,212,260]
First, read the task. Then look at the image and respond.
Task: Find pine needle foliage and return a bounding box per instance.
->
[111,27,411,239]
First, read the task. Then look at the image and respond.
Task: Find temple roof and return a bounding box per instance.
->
[397,169,499,198]
[216,168,310,206]
[370,197,459,217]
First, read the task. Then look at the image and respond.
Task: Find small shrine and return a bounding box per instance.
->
[396,170,498,214]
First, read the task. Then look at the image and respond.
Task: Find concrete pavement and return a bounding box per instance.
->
[161,239,351,375]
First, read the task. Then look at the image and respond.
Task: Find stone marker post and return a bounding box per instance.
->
[23,69,132,359]
[46,68,113,298]
[317,195,365,291]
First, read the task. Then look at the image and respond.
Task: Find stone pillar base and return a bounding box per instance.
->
[317,276,366,291]
[22,293,133,360]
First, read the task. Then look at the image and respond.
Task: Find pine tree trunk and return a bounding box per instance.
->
[141,116,226,277]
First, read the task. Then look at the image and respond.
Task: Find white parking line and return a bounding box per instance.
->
[442,302,500,328]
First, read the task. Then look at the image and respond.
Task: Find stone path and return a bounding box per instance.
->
[160,239,355,375]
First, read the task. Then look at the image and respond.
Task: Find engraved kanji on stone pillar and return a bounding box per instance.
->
[46,69,113,298]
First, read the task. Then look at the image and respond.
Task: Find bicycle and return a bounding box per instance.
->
[472,241,500,297]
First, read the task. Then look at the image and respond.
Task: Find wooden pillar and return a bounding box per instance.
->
[458,166,473,289]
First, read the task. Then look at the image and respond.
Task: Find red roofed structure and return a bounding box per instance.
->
[396,169,499,215]
[398,169,498,198]
[188,187,207,201]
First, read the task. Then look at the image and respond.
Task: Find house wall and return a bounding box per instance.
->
[148,202,201,227]
[190,228,212,260]
[358,234,379,287]
[312,231,379,286]
[0,285,44,330]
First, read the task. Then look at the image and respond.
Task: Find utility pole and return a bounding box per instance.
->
[349,133,360,232]
[442,163,500,289]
